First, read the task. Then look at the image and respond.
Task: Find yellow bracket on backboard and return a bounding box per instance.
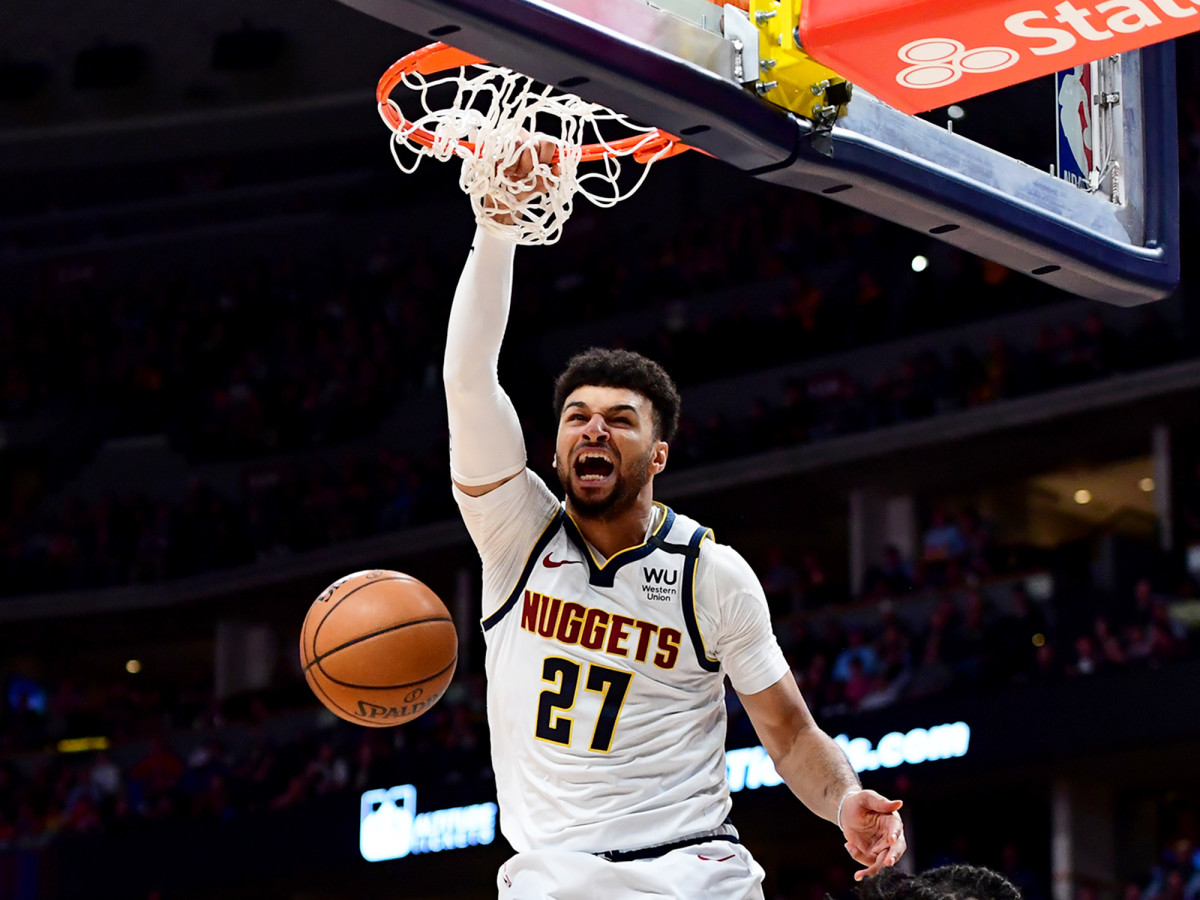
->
[748,0,850,125]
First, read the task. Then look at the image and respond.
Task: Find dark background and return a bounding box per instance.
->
[1,3,1198,899]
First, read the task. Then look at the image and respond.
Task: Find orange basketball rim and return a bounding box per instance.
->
[376,41,700,164]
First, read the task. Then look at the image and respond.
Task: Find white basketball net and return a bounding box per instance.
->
[378,61,679,245]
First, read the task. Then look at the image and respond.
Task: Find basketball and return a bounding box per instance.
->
[300,569,458,727]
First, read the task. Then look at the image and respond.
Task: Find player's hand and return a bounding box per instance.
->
[483,133,560,226]
[839,789,906,881]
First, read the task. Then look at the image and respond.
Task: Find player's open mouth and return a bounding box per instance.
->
[573,450,615,483]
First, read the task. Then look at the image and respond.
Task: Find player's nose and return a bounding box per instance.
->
[582,414,610,440]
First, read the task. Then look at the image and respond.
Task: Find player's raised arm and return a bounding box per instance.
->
[444,138,557,498]
[443,226,526,498]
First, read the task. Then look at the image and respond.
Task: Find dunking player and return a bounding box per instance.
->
[443,143,906,898]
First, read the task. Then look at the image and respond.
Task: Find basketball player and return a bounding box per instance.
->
[851,864,1023,900]
[443,142,905,898]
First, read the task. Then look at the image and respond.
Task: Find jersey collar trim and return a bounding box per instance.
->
[562,502,676,588]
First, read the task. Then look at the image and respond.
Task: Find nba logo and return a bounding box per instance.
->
[359,784,417,861]
[1056,64,1093,189]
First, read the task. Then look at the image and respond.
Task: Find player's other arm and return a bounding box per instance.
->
[739,676,905,879]
[443,227,526,498]
[707,545,905,880]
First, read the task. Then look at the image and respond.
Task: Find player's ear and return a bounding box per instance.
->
[650,441,668,475]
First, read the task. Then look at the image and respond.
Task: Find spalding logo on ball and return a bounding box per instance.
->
[300,570,458,727]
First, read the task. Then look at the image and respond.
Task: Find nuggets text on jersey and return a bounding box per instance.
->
[520,589,682,669]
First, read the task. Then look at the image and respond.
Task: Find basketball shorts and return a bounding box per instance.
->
[496,839,766,899]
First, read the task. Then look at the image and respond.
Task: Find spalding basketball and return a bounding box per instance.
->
[300,570,457,727]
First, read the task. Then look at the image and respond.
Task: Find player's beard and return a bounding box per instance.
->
[557,445,654,521]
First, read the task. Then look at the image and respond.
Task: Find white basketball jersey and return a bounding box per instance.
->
[476,483,783,855]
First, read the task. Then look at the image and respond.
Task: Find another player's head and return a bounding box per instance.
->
[851,864,1023,900]
[552,348,681,518]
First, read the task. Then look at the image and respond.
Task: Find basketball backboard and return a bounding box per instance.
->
[332,0,1179,307]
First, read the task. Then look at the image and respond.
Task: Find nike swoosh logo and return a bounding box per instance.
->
[542,553,583,568]
[698,855,735,862]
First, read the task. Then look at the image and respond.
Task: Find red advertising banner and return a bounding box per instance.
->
[798,0,1199,113]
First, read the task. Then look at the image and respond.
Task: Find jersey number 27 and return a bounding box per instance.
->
[536,657,632,753]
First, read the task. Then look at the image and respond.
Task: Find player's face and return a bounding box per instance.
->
[555,385,668,519]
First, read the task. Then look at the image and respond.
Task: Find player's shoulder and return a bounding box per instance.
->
[665,507,759,586]
[453,467,562,549]
[698,536,760,587]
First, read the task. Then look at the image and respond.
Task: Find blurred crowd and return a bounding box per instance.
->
[0,230,1189,598]
[2,67,1199,596]
[774,574,1192,723]
[1131,815,1200,900]
[0,672,489,851]
[1,558,1194,852]
[0,448,458,595]
[6,83,1198,599]
[1,39,1200,900]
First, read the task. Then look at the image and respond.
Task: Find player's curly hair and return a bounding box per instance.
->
[553,347,681,443]
[851,865,1023,900]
